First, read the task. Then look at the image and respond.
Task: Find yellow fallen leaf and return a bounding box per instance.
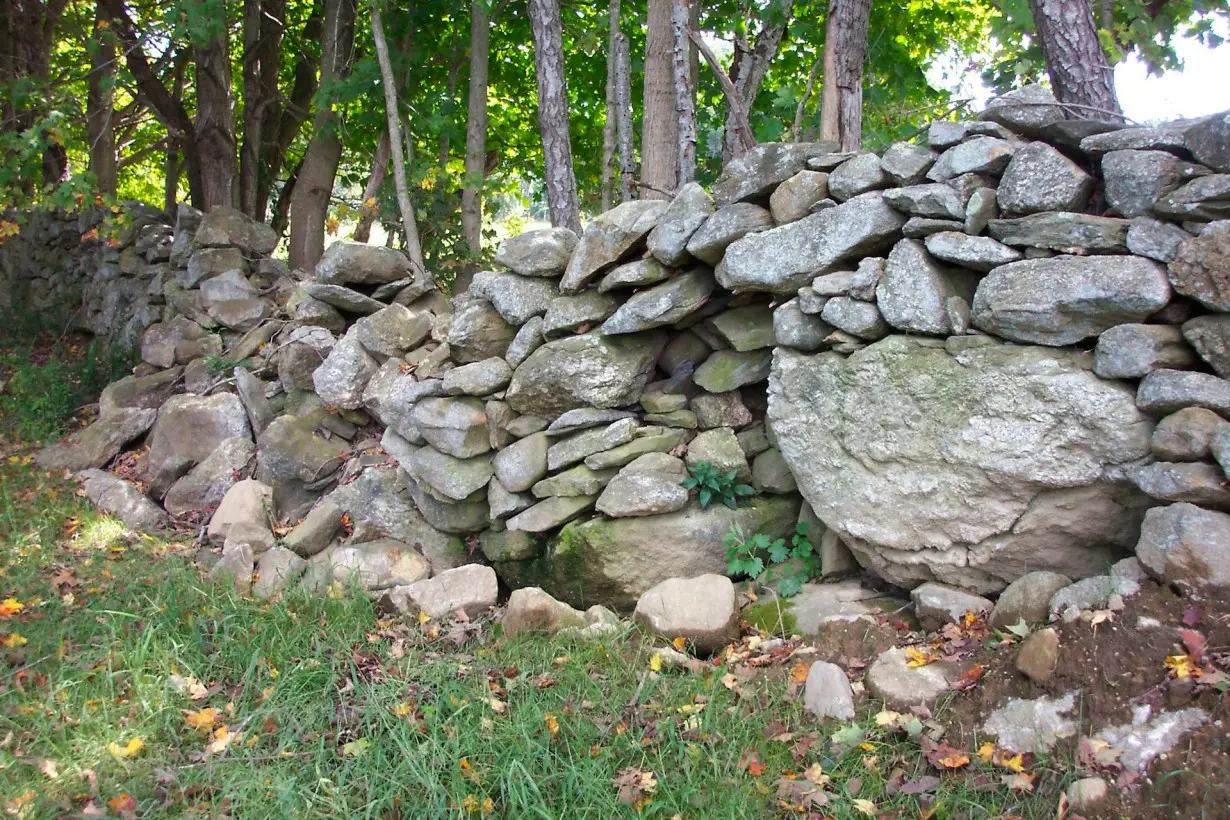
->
[852,797,878,816]
[905,647,938,668]
[392,702,413,717]
[417,611,432,625]
[790,662,812,684]
[937,750,970,769]
[874,710,903,727]
[341,738,370,758]
[2,633,28,648]
[184,707,219,732]
[997,752,1026,773]
[1166,654,1200,678]
[488,698,507,715]
[544,712,560,740]
[977,741,996,763]
[649,653,663,673]
[0,598,24,617]
[108,737,145,759]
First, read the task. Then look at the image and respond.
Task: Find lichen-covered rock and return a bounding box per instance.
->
[769,337,1154,593]
[769,170,831,224]
[693,349,773,393]
[927,137,1018,181]
[597,257,673,292]
[315,241,417,286]
[923,231,1022,272]
[446,298,516,363]
[495,227,578,276]
[78,469,169,534]
[828,153,890,201]
[647,182,714,265]
[505,330,667,418]
[164,437,255,516]
[1093,323,1195,379]
[877,238,978,336]
[1101,149,1206,219]
[883,184,965,220]
[412,397,491,459]
[350,304,433,358]
[971,255,1171,346]
[1136,503,1230,593]
[996,142,1093,215]
[560,201,669,293]
[880,142,937,186]
[634,574,739,654]
[685,203,774,265]
[37,406,156,471]
[1182,314,1230,377]
[601,269,715,334]
[1136,369,1230,417]
[712,142,831,205]
[195,206,277,254]
[146,393,252,496]
[775,298,833,351]
[596,455,689,517]
[313,336,378,410]
[1168,222,1230,310]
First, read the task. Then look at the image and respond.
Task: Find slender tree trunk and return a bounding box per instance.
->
[614,32,635,203]
[792,54,822,141]
[722,0,792,162]
[164,52,187,211]
[258,7,322,223]
[353,130,390,243]
[528,0,582,233]
[1027,0,1123,120]
[818,0,870,151]
[240,0,285,217]
[287,0,356,272]
[370,0,428,278]
[691,29,755,155]
[671,0,696,187]
[193,11,239,210]
[600,0,621,211]
[87,5,117,197]
[461,0,490,256]
[640,0,676,199]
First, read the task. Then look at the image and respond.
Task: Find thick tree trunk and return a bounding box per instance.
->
[671,0,696,187]
[461,0,490,256]
[818,0,870,151]
[100,0,206,208]
[722,0,792,162]
[193,17,239,210]
[600,0,621,211]
[614,32,635,203]
[528,0,582,233]
[257,8,322,223]
[1027,0,1123,120]
[353,130,390,243]
[1,0,71,191]
[287,0,356,272]
[87,6,117,197]
[240,0,285,218]
[370,1,428,278]
[640,0,676,200]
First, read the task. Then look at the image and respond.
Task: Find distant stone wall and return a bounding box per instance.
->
[0,208,105,330]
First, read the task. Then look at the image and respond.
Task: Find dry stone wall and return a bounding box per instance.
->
[40,88,1230,609]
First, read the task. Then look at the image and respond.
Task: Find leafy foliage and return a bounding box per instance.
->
[681,461,758,509]
[724,521,818,597]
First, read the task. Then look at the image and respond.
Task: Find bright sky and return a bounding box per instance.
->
[932,19,1230,125]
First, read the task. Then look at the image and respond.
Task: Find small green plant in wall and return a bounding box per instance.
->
[681,461,758,509]
[723,521,818,598]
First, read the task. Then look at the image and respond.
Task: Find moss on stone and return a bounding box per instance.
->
[741,599,797,637]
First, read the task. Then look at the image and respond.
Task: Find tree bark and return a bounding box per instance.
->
[1027,0,1123,120]
[690,29,755,155]
[87,5,117,197]
[671,0,696,188]
[287,0,356,272]
[0,0,72,191]
[192,6,239,210]
[614,32,635,203]
[164,52,187,212]
[722,0,792,161]
[353,130,390,243]
[240,0,285,218]
[600,0,621,211]
[257,7,322,224]
[461,0,491,256]
[818,0,871,151]
[370,0,428,278]
[528,0,582,233]
[640,0,676,200]
[792,54,822,142]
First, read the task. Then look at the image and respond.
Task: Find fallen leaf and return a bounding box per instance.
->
[905,646,938,668]
[488,698,507,715]
[1002,772,1034,793]
[0,598,24,617]
[106,793,137,816]
[183,707,219,732]
[738,748,766,777]
[1179,629,1207,665]
[852,797,878,816]
[37,758,58,779]
[2,632,27,648]
[341,738,370,758]
[613,767,657,808]
[107,738,144,760]
[951,664,984,691]
[789,662,812,684]
[544,713,560,741]
[672,636,688,652]
[1166,654,1200,679]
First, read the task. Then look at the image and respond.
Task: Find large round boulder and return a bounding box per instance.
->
[767,336,1155,594]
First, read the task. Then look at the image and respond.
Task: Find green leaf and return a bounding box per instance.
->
[767,542,790,564]
[698,488,712,508]
[777,575,803,598]
[746,557,765,578]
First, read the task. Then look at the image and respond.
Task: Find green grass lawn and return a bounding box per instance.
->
[0,335,1069,818]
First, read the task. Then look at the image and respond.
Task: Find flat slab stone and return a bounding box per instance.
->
[981,692,1079,754]
[506,495,596,533]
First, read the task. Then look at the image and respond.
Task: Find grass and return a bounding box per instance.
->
[0,335,1073,818]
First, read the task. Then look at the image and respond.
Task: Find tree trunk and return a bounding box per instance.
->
[614,32,635,203]
[193,11,239,210]
[240,0,285,217]
[671,0,696,187]
[353,130,391,243]
[722,0,792,162]
[257,7,322,223]
[461,0,491,256]
[691,29,755,155]
[528,0,582,233]
[600,0,621,211]
[164,52,187,211]
[370,0,428,278]
[1027,0,1123,120]
[287,0,356,272]
[640,0,676,200]
[87,5,117,197]
[818,0,871,151]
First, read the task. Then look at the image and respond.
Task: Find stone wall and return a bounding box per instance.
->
[39,87,1230,609]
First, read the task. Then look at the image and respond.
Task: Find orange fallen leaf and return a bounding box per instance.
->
[0,598,24,617]
[107,793,137,815]
[789,662,812,684]
[905,647,938,668]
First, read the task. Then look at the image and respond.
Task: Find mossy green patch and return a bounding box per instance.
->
[741,598,797,637]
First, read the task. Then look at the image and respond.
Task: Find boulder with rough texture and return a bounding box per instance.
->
[312,336,378,410]
[78,469,169,533]
[351,304,432,358]
[196,206,278,254]
[1154,175,1230,222]
[1182,315,1230,377]
[882,184,965,220]
[980,85,1066,135]
[1048,558,1145,618]
[1135,502,1230,593]
[865,647,963,712]
[1127,217,1192,263]
[164,437,255,516]
[505,330,666,418]
[1102,149,1206,219]
[406,445,494,501]
[981,692,1078,754]
[996,141,1093,215]
[283,498,343,557]
[210,539,254,594]
[693,349,773,392]
[502,587,588,635]
[495,227,578,276]
[717,193,905,293]
[447,299,516,363]
[303,283,386,315]
[1151,407,1228,461]
[971,255,1171,346]
[1128,460,1230,509]
[443,358,513,396]
[146,393,252,496]
[598,257,672,292]
[548,418,639,471]
[1136,369,1230,416]
[601,269,715,334]
[911,582,993,630]
[596,454,689,517]
[880,142,937,186]
[923,232,1023,272]
[328,539,432,590]
[988,212,1129,253]
[647,182,715,265]
[207,479,271,542]
[713,142,830,205]
[1093,323,1195,379]
[140,316,221,369]
[315,241,417,286]
[412,397,491,458]
[989,571,1072,627]
[927,137,1018,181]
[560,201,668,293]
[1016,627,1060,682]
[506,495,596,533]
[1185,111,1230,172]
[37,406,157,471]
[828,153,890,201]
[707,305,775,351]
[877,238,978,336]
[493,432,549,493]
[252,548,308,599]
[770,170,830,224]
[685,203,774,265]
[776,298,834,350]
[802,661,856,721]
[497,495,797,608]
[769,338,1154,593]
[634,574,739,654]
[685,427,752,483]
[1168,222,1230,311]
